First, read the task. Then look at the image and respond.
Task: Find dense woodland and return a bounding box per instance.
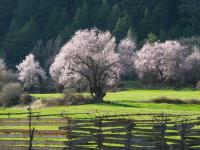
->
[0,0,200,68]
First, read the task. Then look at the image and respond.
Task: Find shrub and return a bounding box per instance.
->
[20,93,33,105]
[151,97,186,104]
[63,89,93,105]
[151,97,200,105]
[196,81,200,90]
[187,99,200,104]
[0,82,23,107]
[31,96,93,108]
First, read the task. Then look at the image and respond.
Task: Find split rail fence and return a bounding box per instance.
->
[0,111,200,150]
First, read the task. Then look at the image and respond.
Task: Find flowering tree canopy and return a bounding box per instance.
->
[184,50,200,84]
[118,38,136,74]
[135,41,186,82]
[50,29,123,102]
[16,53,46,88]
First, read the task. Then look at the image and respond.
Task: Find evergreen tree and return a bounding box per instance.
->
[159,29,168,41]
[96,0,110,29]
[139,7,155,39]
[0,0,17,44]
[13,0,38,29]
[113,14,131,41]
[73,2,91,29]
[107,4,120,30]
[146,32,158,43]
[3,18,38,67]
[36,0,53,36]
[59,25,73,42]
[44,7,68,39]
[59,8,70,27]
[127,27,137,42]
[45,7,60,37]
[179,0,200,36]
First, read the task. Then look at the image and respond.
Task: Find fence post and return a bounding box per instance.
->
[28,106,35,150]
[64,117,72,150]
[179,119,188,150]
[125,120,135,150]
[154,114,168,150]
[96,117,103,150]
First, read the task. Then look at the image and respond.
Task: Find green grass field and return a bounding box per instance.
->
[32,89,200,102]
[0,89,198,118]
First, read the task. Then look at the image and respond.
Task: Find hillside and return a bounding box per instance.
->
[0,0,199,68]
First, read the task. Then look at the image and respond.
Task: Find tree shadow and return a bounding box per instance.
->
[100,100,141,108]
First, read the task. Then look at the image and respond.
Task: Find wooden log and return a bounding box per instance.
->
[0,129,66,135]
[0,118,68,122]
[0,140,67,146]
[0,121,67,126]
[0,133,66,138]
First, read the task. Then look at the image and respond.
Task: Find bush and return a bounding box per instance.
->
[20,93,33,105]
[151,97,200,104]
[151,97,187,104]
[196,81,200,90]
[0,82,23,107]
[187,99,200,104]
[63,89,93,105]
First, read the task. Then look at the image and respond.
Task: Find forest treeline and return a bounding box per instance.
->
[0,0,199,68]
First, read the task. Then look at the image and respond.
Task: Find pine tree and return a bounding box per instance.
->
[44,6,68,40]
[127,27,137,41]
[73,2,91,29]
[139,7,155,39]
[96,0,110,29]
[107,4,120,30]
[179,0,200,35]
[36,0,53,35]
[59,8,70,27]
[159,29,168,41]
[113,14,131,41]
[59,25,73,42]
[146,32,158,43]
[0,0,17,43]
[3,18,38,67]
[14,0,38,29]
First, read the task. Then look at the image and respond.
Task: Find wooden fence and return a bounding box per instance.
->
[0,111,200,150]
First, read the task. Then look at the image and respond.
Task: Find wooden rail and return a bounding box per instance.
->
[0,112,200,149]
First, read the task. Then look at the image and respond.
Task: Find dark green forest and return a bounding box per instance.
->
[0,0,199,68]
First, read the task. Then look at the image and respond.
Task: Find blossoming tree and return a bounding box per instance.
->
[118,38,136,74]
[135,41,186,82]
[16,53,46,88]
[50,29,126,103]
[184,50,200,84]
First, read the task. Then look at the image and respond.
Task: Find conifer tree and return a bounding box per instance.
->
[113,14,131,41]
[73,2,91,29]
[3,18,38,67]
[96,0,110,29]
[107,4,120,30]
[127,27,137,42]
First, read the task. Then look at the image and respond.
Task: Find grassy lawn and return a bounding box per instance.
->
[0,89,198,118]
[32,89,200,102]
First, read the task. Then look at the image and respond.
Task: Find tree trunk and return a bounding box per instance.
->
[89,81,105,103]
[89,86,105,103]
[95,91,104,103]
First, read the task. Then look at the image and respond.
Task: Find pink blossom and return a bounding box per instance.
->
[135,41,186,81]
[50,29,122,102]
[16,54,46,88]
[118,38,136,74]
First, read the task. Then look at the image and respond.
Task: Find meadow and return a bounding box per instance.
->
[0,89,199,119]
[0,88,200,150]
